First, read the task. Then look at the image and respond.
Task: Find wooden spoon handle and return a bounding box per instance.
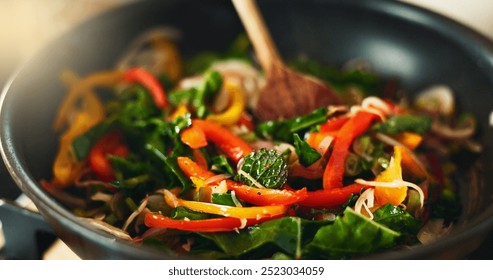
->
[232,0,282,73]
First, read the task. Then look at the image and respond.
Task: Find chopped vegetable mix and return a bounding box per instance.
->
[41,31,480,259]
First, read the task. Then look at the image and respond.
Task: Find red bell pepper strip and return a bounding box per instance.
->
[298,183,366,208]
[177,156,306,206]
[323,111,379,189]
[124,67,167,109]
[319,116,349,133]
[237,111,255,131]
[88,131,129,182]
[227,183,308,206]
[144,212,281,232]
[192,119,252,164]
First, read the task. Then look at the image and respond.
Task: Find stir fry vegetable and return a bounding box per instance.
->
[41,31,480,259]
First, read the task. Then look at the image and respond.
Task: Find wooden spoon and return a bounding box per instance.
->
[232,0,341,121]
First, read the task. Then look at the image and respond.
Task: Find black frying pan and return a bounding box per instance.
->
[1,0,493,259]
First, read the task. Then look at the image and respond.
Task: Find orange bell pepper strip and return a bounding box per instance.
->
[177,156,216,179]
[88,131,129,182]
[323,111,379,189]
[180,123,208,149]
[144,212,280,232]
[192,149,209,170]
[124,67,167,109]
[163,189,287,219]
[298,183,366,209]
[306,131,335,150]
[373,146,408,206]
[394,132,423,150]
[177,156,307,206]
[192,119,252,164]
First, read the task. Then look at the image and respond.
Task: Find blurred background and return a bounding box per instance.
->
[0,0,493,87]
[0,0,492,259]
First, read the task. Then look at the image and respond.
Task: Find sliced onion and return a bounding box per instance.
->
[417,219,453,244]
[210,60,265,109]
[415,85,454,116]
[431,121,475,140]
[141,227,168,239]
[317,135,334,155]
[90,192,113,203]
[122,197,149,232]
[327,105,349,117]
[361,96,391,115]
[354,188,375,220]
[204,174,232,185]
[231,191,243,208]
[80,218,132,241]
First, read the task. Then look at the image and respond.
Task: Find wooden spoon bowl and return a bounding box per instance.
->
[232,0,341,121]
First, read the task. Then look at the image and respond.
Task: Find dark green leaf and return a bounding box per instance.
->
[372,115,432,134]
[199,217,330,257]
[211,193,236,206]
[168,88,197,106]
[373,204,423,235]
[237,148,288,189]
[256,107,328,142]
[72,121,112,160]
[145,144,193,194]
[304,208,400,259]
[293,133,321,167]
[171,206,210,220]
[210,155,235,176]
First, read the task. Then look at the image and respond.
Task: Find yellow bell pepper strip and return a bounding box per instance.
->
[53,70,124,131]
[51,71,110,187]
[123,67,168,109]
[144,212,281,232]
[167,104,189,121]
[206,82,245,126]
[180,123,208,149]
[373,146,407,206]
[298,183,366,209]
[192,119,252,164]
[163,189,287,219]
[177,156,307,206]
[323,111,379,189]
